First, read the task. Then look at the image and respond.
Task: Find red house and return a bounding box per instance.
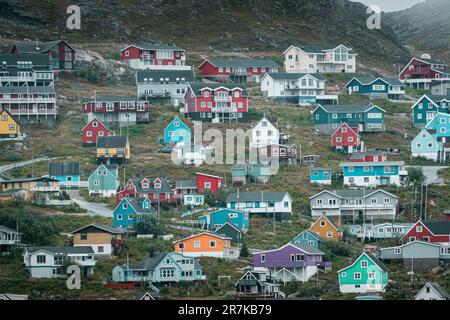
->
[11,39,75,70]
[399,56,448,90]
[402,220,450,244]
[331,123,360,154]
[120,43,188,71]
[183,83,249,122]
[82,118,110,146]
[349,149,387,162]
[198,58,279,83]
[116,177,176,205]
[196,172,223,193]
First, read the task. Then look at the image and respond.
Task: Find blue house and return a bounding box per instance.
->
[163,116,191,145]
[309,168,333,185]
[411,128,443,163]
[312,104,386,135]
[48,162,81,188]
[291,230,320,249]
[339,161,406,187]
[410,95,450,128]
[113,197,154,228]
[346,76,405,100]
[197,208,249,232]
[425,112,450,139]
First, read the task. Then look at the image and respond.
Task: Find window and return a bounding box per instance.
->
[354,272,362,280]
[37,255,46,264]
[86,131,92,137]
[394,248,401,254]
[261,254,266,263]
[423,236,430,242]
[117,214,122,220]
[308,240,315,246]
[80,232,88,240]
[284,201,289,208]
[122,203,128,209]
[341,272,346,277]
[368,272,375,279]
[320,221,326,227]
[209,240,216,248]
[371,198,377,204]
[98,246,104,253]
[194,241,200,248]
[178,243,184,249]
[384,198,390,204]
[416,226,422,233]
[317,199,323,205]
[204,182,211,189]
[361,260,368,268]
[327,231,333,238]
[372,84,385,91]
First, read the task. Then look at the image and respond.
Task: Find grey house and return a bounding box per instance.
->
[380,241,450,271]
[430,79,450,96]
[309,189,399,222]
[136,69,194,106]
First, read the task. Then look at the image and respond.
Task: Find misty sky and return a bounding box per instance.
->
[351,0,426,12]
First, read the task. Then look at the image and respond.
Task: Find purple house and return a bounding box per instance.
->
[253,242,331,283]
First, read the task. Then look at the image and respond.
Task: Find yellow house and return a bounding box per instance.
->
[96,136,130,164]
[70,224,125,256]
[309,215,342,241]
[0,177,60,193]
[0,109,20,138]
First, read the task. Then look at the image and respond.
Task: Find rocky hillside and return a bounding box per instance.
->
[385,0,450,62]
[0,0,410,71]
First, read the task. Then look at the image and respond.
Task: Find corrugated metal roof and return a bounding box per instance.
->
[136,69,194,83]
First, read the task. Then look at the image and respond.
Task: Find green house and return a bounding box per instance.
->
[214,221,244,245]
[88,164,119,197]
[338,252,389,294]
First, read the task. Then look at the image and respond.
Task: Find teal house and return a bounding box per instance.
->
[411,128,443,163]
[346,76,405,100]
[88,164,119,197]
[309,168,332,185]
[410,95,449,128]
[340,161,405,187]
[214,221,244,245]
[291,230,320,249]
[163,116,191,145]
[48,162,81,188]
[425,112,450,139]
[197,208,249,232]
[338,252,389,294]
[312,104,386,135]
[113,197,153,228]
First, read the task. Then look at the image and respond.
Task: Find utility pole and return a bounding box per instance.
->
[424,184,428,221]
[419,182,424,220]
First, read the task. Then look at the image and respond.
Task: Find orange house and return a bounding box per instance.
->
[309,215,342,241]
[173,232,233,258]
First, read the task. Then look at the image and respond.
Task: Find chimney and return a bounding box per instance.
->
[444,210,450,221]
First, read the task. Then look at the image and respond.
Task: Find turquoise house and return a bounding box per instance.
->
[48,162,81,187]
[113,197,153,228]
[312,104,386,135]
[338,252,389,294]
[197,208,249,232]
[340,161,405,187]
[411,128,443,162]
[309,168,332,185]
[163,116,191,145]
[425,112,450,139]
[291,230,320,249]
[88,164,119,197]
[411,95,449,128]
[346,77,405,100]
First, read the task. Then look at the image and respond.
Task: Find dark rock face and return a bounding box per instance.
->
[385,0,450,61]
[0,0,410,68]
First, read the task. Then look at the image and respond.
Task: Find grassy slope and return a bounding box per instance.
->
[1,69,450,299]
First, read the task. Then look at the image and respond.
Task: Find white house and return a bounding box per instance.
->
[260,72,338,105]
[226,191,293,220]
[23,246,96,278]
[183,194,205,206]
[415,282,450,300]
[251,117,280,148]
[172,142,207,166]
[283,44,357,74]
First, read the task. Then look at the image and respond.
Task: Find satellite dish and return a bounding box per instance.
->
[420,53,431,60]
